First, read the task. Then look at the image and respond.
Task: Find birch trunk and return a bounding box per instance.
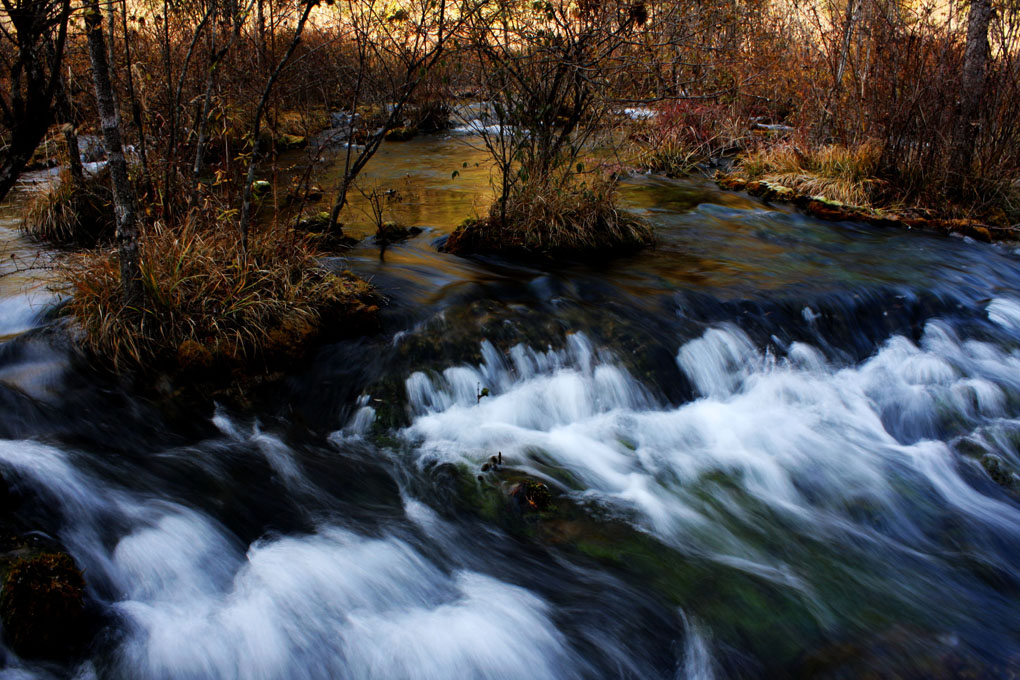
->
[951,0,992,179]
[85,0,143,309]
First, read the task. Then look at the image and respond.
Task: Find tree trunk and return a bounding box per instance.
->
[120,0,152,195]
[951,0,993,180]
[85,0,143,309]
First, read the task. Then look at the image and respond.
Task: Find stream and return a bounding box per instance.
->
[1,133,1019,678]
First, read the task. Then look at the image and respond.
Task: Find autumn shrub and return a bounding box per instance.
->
[62,213,377,373]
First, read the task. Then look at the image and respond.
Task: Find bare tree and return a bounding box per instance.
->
[322,0,467,235]
[0,0,71,201]
[238,0,315,250]
[463,0,641,220]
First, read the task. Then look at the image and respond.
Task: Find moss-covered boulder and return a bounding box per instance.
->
[295,211,333,232]
[375,221,422,244]
[251,180,272,198]
[276,134,307,150]
[0,552,89,659]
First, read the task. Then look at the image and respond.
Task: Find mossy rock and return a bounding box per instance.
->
[508,479,554,513]
[286,184,325,204]
[263,313,319,358]
[176,338,214,373]
[715,174,748,191]
[804,198,861,222]
[375,221,422,244]
[384,126,418,142]
[746,180,796,202]
[294,213,359,250]
[295,211,333,232]
[0,552,89,659]
[980,454,1020,494]
[276,134,307,150]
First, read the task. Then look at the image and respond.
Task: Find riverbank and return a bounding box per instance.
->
[716,173,1019,243]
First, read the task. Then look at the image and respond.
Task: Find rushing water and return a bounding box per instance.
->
[1,135,1020,678]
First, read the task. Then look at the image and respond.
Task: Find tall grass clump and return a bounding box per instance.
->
[22,168,115,247]
[446,171,653,256]
[737,141,885,207]
[636,101,748,176]
[62,214,377,375]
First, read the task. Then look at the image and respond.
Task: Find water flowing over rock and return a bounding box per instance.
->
[2,136,1020,678]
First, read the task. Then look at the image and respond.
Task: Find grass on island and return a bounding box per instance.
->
[446,171,653,256]
[62,213,377,375]
[736,141,885,208]
[22,167,116,247]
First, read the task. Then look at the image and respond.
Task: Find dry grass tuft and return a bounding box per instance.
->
[62,212,377,373]
[738,141,885,207]
[446,171,653,256]
[635,101,748,176]
[22,168,116,247]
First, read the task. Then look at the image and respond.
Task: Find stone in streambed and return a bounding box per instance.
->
[374,221,422,244]
[508,479,553,513]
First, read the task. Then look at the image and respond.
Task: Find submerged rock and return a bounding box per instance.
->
[980,454,1020,494]
[793,625,1009,679]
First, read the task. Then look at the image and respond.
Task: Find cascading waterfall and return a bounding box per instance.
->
[1,142,1019,678]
